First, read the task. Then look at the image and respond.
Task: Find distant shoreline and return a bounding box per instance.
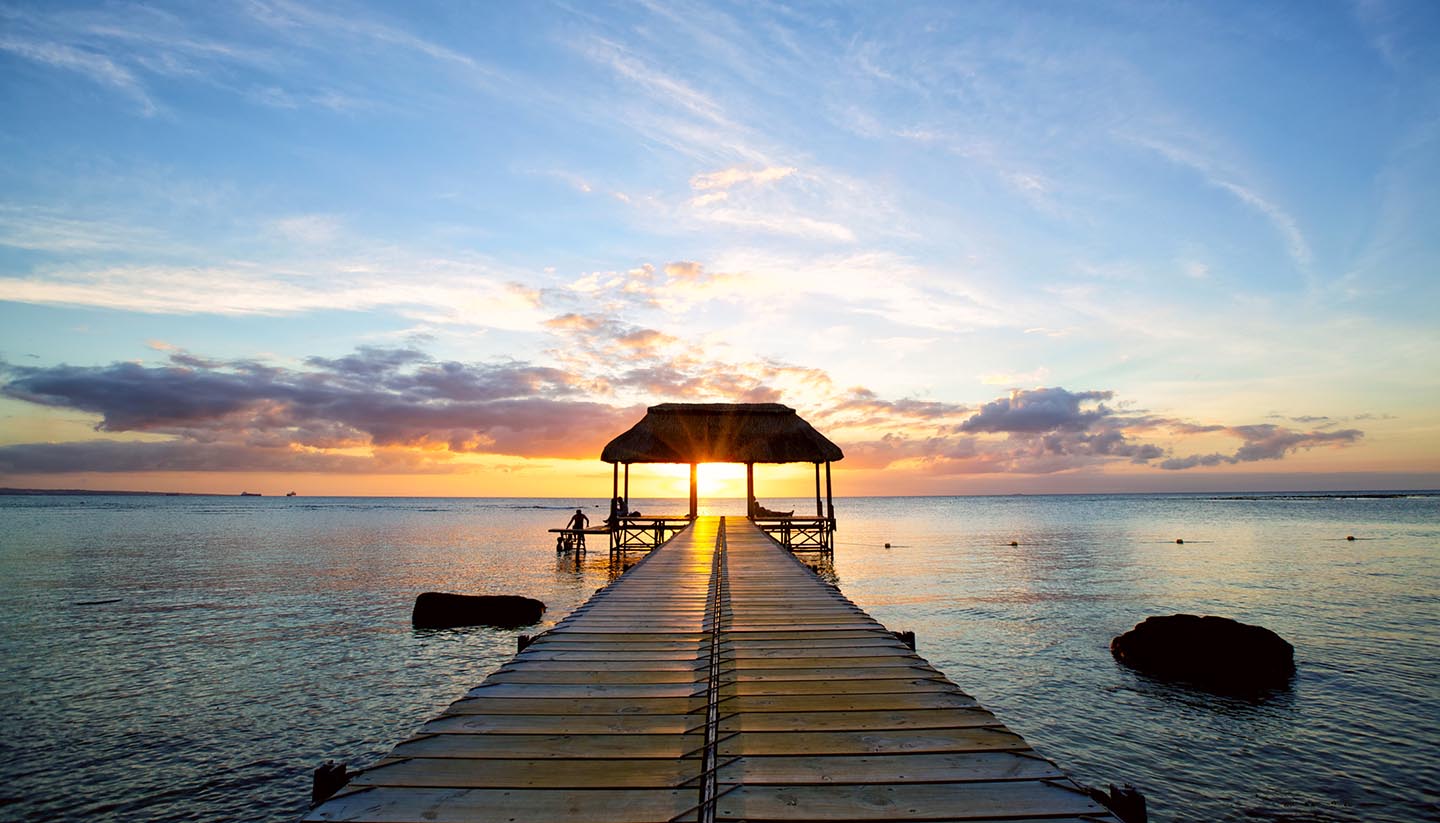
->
[1,487,1435,500]
[0,487,209,496]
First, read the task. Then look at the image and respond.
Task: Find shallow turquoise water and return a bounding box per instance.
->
[0,492,1435,821]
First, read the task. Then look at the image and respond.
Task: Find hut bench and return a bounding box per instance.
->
[607,516,691,553]
[750,514,833,553]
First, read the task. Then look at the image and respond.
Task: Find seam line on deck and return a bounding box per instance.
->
[696,517,727,823]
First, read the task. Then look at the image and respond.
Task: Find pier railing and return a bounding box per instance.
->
[608,515,691,553]
[751,514,833,552]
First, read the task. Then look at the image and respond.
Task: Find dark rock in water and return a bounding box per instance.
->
[412,592,545,629]
[1111,614,1294,691]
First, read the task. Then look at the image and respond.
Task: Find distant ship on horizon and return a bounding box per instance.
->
[286,491,297,497]
[240,491,262,497]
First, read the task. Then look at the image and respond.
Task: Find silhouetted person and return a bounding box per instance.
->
[567,508,589,548]
[609,495,626,528]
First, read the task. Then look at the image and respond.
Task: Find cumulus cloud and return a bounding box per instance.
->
[1159,425,1363,470]
[960,388,1115,434]
[833,386,1359,476]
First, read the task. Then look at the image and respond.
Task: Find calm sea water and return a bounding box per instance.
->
[0,493,1435,822]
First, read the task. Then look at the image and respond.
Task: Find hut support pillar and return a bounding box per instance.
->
[825,460,834,550]
[814,462,822,517]
[825,461,834,523]
[746,462,755,519]
[688,463,698,519]
[611,463,618,510]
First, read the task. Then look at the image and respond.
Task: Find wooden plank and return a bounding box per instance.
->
[720,692,980,713]
[467,682,703,699]
[712,783,1107,820]
[717,727,1030,756]
[445,696,704,715]
[303,786,699,822]
[718,708,999,733]
[500,659,702,672]
[351,757,700,788]
[718,678,954,697]
[515,650,704,662]
[424,713,701,735]
[525,640,704,651]
[721,639,907,653]
[393,732,704,759]
[710,630,883,641]
[715,752,1063,784]
[720,622,885,632]
[723,665,936,682]
[483,669,703,685]
[721,647,913,661]
[729,655,925,669]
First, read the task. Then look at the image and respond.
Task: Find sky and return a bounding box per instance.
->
[1,0,1437,499]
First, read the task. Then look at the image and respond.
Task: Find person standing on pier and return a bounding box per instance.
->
[567,508,590,548]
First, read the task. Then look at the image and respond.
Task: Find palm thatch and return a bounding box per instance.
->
[601,403,844,464]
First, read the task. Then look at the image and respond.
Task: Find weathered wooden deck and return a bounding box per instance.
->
[307,516,1118,822]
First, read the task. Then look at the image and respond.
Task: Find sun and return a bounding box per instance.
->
[696,463,747,498]
[623,463,749,499]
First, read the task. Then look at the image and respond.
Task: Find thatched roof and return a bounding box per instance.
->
[601,403,844,464]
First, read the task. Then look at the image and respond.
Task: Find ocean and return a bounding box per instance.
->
[0,492,1435,822]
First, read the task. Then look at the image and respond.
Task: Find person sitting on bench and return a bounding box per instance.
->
[753,501,794,518]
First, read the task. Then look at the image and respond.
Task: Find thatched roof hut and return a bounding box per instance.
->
[601,403,843,464]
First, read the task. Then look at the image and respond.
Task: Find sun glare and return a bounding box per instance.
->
[620,463,750,499]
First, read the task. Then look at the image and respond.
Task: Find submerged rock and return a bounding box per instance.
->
[1111,614,1294,691]
[412,592,545,629]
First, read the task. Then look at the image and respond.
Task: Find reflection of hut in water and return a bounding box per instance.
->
[601,403,843,552]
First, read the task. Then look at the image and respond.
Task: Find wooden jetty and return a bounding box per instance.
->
[307,514,1121,822]
[311,404,1131,821]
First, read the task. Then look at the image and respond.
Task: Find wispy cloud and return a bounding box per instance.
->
[979,367,1051,387]
[0,36,157,115]
[1,1,504,117]
[1123,132,1313,269]
[1,257,548,331]
[0,208,172,254]
[691,166,797,191]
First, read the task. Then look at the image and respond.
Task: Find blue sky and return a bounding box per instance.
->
[1,0,1437,495]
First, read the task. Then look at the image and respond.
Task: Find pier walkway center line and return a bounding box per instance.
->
[306,516,1118,822]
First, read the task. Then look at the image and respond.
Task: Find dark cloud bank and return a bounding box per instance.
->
[0,348,1361,476]
[0,347,637,473]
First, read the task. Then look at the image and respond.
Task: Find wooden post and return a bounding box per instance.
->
[825,461,834,522]
[814,462,822,517]
[689,463,698,519]
[746,462,755,519]
[312,761,350,806]
[623,463,630,507]
[825,460,834,549]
